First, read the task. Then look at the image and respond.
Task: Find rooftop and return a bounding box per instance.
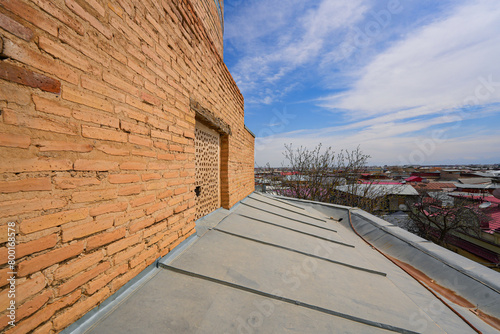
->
[67,193,500,334]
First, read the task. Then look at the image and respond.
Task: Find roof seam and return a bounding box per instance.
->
[235,213,352,247]
[241,203,336,232]
[159,264,416,334]
[212,228,385,276]
[248,196,325,221]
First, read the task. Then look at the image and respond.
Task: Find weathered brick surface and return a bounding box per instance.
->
[0,0,254,332]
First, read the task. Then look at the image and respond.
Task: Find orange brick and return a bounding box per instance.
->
[108,174,140,184]
[114,209,144,227]
[54,177,101,189]
[0,11,33,41]
[58,262,110,295]
[174,187,188,195]
[52,288,109,331]
[62,217,114,242]
[144,221,167,238]
[120,162,147,170]
[15,290,53,325]
[3,108,78,135]
[121,120,149,135]
[64,0,112,39]
[151,129,171,140]
[0,177,51,193]
[58,25,109,67]
[1,0,58,36]
[153,140,169,151]
[85,263,127,295]
[163,171,179,179]
[145,180,167,191]
[107,234,141,255]
[32,0,85,35]
[16,234,58,259]
[81,75,126,102]
[74,159,119,171]
[130,246,157,268]
[131,149,156,158]
[157,189,174,199]
[0,197,66,218]
[103,72,138,96]
[2,38,78,85]
[129,217,155,234]
[169,144,183,152]
[142,173,161,181]
[72,188,117,203]
[117,184,143,196]
[113,243,144,264]
[96,144,129,156]
[17,241,84,277]
[148,162,168,170]
[89,202,128,217]
[31,321,53,334]
[141,91,161,106]
[0,132,30,148]
[87,227,126,250]
[16,273,47,306]
[54,251,104,280]
[82,125,127,143]
[6,290,80,334]
[130,194,156,207]
[129,134,152,147]
[36,140,93,152]
[63,86,114,113]
[73,108,120,128]
[33,95,73,117]
[20,208,89,234]
[0,79,32,105]
[39,36,100,76]
[0,158,73,173]
[155,206,175,222]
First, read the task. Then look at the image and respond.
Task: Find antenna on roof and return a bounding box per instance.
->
[479,202,492,209]
[493,188,500,200]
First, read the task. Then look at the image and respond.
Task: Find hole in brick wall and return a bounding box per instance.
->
[195,186,201,197]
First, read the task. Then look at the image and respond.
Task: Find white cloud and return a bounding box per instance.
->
[324,0,500,118]
[226,0,368,102]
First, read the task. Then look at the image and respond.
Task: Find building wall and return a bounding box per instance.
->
[191,0,223,57]
[0,0,254,332]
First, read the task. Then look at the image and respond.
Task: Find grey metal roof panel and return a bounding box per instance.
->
[162,230,446,333]
[86,270,396,334]
[78,193,500,334]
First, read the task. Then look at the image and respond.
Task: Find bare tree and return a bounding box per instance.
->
[406,193,490,246]
[266,144,398,213]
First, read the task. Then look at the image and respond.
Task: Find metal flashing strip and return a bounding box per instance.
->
[254,192,306,210]
[61,260,162,334]
[235,213,353,247]
[212,228,385,276]
[159,264,416,334]
[248,195,326,221]
[241,202,336,232]
[351,210,500,295]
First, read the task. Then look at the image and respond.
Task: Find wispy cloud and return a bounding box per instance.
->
[324,0,500,118]
[225,0,500,166]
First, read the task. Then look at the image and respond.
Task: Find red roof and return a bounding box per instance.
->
[360,181,402,185]
[405,176,422,182]
[484,205,500,233]
[412,182,457,191]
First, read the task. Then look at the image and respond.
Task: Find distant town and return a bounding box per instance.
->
[255,164,500,271]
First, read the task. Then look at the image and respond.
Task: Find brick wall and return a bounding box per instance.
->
[0,0,254,332]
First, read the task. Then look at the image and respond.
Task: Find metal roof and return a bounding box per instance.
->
[336,183,419,198]
[74,192,500,334]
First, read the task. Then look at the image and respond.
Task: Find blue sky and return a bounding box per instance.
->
[223,0,500,167]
